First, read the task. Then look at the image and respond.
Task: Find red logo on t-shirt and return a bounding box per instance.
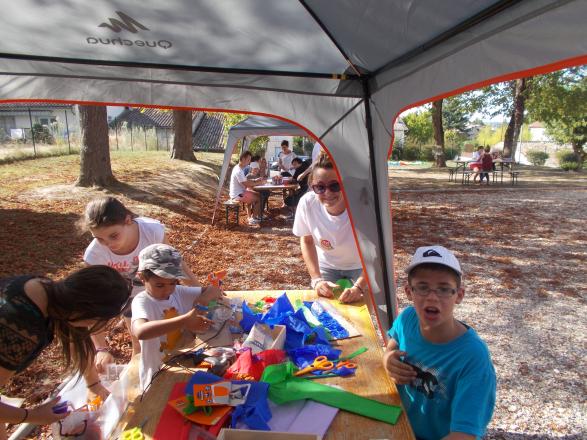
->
[320,239,333,250]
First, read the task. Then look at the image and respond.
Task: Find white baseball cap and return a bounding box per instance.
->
[405,245,462,276]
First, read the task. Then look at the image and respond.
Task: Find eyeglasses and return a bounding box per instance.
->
[410,285,457,297]
[311,181,341,194]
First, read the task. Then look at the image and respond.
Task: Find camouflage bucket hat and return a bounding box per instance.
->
[138,243,189,280]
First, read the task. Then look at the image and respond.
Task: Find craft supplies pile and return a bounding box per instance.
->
[54,292,402,438]
[151,292,402,438]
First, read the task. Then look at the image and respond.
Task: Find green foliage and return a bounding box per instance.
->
[248,136,268,157]
[475,125,502,147]
[444,146,462,161]
[293,136,314,155]
[555,149,578,164]
[444,129,466,148]
[222,113,248,137]
[402,145,422,161]
[32,123,55,144]
[403,110,433,146]
[399,144,438,161]
[526,149,549,166]
[526,68,587,160]
[443,97,470,132]
[560,161,581,171]
[555,149,581,171]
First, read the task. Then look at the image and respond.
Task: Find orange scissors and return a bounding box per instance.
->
[294,356,335,376]
[335,360,357,370]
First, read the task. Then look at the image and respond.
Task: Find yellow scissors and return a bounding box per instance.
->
[120,418,148,440]
[294,356,335,376]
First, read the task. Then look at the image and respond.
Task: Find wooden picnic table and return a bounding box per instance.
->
[454,158,518,185]
[115,290,415,439]
[254,181,299,217]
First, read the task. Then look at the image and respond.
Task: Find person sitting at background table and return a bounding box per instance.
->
[229,151,264,226]
[469,145,484,183]
[292,152,367,303]
[0,266,131,437]
[247,155,261,180]
[258,157,269,179]
[278,140,296,177]
[284,157,312,219]
[479,146,494,184]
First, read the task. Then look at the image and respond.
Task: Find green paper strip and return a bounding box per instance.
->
[261,362,401,425]
[338,347,368,362]
[300,305,322,328]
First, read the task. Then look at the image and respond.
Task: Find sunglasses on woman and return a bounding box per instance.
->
[311,181,341,194]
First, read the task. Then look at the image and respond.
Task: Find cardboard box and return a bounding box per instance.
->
[242,323,286,354]
[217,428,319,440]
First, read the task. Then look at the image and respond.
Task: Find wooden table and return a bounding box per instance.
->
[254,181,299,218]
[117,290,415,439]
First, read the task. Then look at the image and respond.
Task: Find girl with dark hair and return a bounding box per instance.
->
[292,152,367,303]
[0,265,131,437]
[78,196,200,371]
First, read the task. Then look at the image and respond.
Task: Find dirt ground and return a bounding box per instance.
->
[1,154,585,438]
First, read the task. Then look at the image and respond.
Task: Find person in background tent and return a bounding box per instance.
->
[229,151,265,225]
[78,196,200,373]
[283,156,312,219]
[247,155,261,179]
[292,152,367,303]
[0,266,131,437]
[278,140,296,177]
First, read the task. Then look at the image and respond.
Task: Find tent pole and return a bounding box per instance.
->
[361,78,394,325]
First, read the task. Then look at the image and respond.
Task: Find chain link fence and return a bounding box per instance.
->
[0,122,174,161]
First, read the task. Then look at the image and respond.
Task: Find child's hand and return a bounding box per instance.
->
[382,349,417,385]
[197,286,224,305]
[315,280,337,298]
[339,286,363,303]
[183,309,213,332]
[26,397,70,425]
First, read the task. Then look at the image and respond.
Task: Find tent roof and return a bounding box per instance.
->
[228,116,308,137]
[0,0,539,76]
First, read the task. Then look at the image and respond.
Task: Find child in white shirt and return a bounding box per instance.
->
[131,244,222,391]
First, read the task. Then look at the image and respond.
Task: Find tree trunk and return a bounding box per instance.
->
[431,99,446,168]
[571,140,586,165]
[76,105,116,187]
[171,110,196,161]
[502,78,528,159]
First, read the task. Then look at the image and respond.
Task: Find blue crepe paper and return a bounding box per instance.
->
[185,371,272,430]
[287,345,342,369]
[306,301,349,339]
[239,293,332,350]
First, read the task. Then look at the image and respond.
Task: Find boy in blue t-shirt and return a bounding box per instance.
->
[383,246,496,440]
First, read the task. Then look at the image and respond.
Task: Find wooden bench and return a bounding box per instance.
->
[448,167,458,182]
[223,199,243,225]
[463,170,501,185]
[509,171,521,185]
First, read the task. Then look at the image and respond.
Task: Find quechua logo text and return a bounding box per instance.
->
[86,11,172,50]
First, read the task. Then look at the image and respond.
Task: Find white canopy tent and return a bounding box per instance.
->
[213,115,309,224]
[0,0,585,335]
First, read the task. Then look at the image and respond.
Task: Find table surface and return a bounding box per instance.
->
[254,182,299,191]
[117,290,415,439]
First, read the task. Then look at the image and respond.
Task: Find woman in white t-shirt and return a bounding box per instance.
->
[78,196,200,371]
[278,140,296,176]
[292,153,367,303]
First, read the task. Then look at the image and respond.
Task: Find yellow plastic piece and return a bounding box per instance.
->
[121,426,144,440]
